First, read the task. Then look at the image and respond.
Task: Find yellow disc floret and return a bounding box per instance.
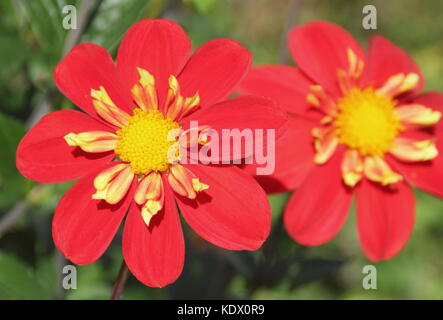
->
[334,87,403,156]
[115,109,180,174]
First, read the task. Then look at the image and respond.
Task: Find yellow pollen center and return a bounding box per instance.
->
[115,109,180,174]
[334,87,403,156]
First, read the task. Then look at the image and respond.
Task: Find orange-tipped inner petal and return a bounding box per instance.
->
[64,131,117,153]
[168,164,209,199]
[390,137,438,162]
[134,172,164,226]
[363,156,402,186]
[92,164,134,205]
[395,104,441,127]
[91,86,130,127]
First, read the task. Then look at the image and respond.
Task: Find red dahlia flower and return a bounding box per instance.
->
[16,19,287,287]
[238,21,443,261]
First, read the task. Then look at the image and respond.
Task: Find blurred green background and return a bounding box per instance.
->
[1,0,443,299]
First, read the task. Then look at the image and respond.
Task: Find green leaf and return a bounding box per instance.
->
[268,192,290,222]
[13,0,69,56]
[0,29,28,75]
[36,255,58,298]
[0,251,52,299]
[0,113,25,176]
[292,258,345,288]
[82,0,160,53]
[0,113,31,209]
[0,1,31,112]
[184,0,216,14]
[66,264,111,300]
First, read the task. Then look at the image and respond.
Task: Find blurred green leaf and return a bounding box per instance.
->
[184,0,216,14]
[66,263,111,300]
[35,255,58,298]
[27,53,57,89]
[223,251,255,276]
[0,30,28,75]
[82,0,159,52]
[268,192,290,223]
[292,258,344,289]
[14,0,69,57]
[0,73,30,114]
[0,113,31,208]
[0,251,52,299]
[0,114,25,171]
[0,1,31,113]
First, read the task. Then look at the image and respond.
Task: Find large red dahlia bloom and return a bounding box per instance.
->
[16,19,287,287]
[238,21,443,261]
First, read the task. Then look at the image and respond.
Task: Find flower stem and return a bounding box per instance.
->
[110,260,129,300]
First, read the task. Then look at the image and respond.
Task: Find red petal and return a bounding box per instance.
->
[356,179,415,261]
[362,35,424,93]
[284,150,352,246]
[236,65,314,114]
[176,164,271,250]
[16,110,115,183]
[393,158,443,198]
[243,115,316,193]
[116,19,191,109]
[288,21,365,96]
[181,95,287,161]
[407,92,443,114]
[178,38,252,107]
[52,163,135,265]
[389,93,443,197]
[123,176,184,287]
[54,43,133,118]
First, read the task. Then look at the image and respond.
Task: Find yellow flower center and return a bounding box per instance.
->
[334,87,403,156]
[115,109,180,174]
